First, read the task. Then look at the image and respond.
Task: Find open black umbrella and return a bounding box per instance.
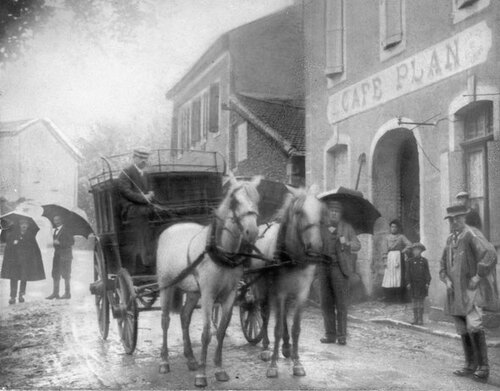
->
[0,211,40,236]
[42,204,94,238]
[318,187,381,235]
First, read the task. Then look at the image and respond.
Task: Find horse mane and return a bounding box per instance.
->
[216,180,260,218]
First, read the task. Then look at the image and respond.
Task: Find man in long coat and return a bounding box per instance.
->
[117,147,155,274]
[440,204,499,381]
[319,200,361,345]
[1,218,45,304]
[46,215,74,299]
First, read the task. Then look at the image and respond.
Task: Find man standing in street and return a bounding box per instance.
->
[117,147,155,274]
[319,200,361,345]
[456,191,482,230]
[440,204,499,382]
[46,215,74,300]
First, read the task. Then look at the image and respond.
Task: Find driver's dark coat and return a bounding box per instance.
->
[322,224,353,277]
[117,164,150,220]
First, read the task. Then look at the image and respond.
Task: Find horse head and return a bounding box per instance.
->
[218,173,261,249]
[282,184,325,257]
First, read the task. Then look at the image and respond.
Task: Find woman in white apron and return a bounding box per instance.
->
[382,219,411,301]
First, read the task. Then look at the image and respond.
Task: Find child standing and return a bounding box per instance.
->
[405,243,431,325]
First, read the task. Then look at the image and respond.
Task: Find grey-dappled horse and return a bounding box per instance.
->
[156,175,261,387]
[251,185,326,378]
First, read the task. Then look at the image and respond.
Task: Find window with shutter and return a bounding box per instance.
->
[170,116,178,158]
[381,0,403,49]
[202,91,209,141]
[325,0,344,76]
[209,83,220,133]
[191,98,201,145]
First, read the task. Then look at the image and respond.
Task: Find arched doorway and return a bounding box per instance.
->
[371,127,420,297]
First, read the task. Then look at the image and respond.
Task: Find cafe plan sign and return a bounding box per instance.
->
[327,21,492,124]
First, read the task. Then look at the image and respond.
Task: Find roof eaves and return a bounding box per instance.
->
[230,96,295,156]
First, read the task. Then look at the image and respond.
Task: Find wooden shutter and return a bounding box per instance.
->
[382,0,402,49]
[191,98,201,144]
[325,0,344,75]
[209,83,220,133]
[170,115,178,157]
[202,91,209,140]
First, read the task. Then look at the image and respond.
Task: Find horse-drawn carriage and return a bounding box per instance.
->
[87,150,286,354]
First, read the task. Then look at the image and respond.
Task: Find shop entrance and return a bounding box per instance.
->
[372,128,420,298]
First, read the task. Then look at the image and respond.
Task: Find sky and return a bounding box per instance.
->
[0,0,292,139]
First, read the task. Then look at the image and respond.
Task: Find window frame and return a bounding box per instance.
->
[379,0,406,62]
[325,0,345,78]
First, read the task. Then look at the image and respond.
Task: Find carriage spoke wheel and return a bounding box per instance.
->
[239,286,264,344]
[94,241,109,340]
[115,268,138,354]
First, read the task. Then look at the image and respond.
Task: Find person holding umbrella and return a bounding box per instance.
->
[318,199,361,345]
[1,215,45,304]
[46,214,74,300]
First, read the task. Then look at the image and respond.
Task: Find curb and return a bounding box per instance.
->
[348,315,500,347]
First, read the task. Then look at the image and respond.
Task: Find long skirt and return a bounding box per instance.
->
[382,251,401,288]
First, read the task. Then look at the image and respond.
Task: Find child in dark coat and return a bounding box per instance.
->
[405,243,431,325]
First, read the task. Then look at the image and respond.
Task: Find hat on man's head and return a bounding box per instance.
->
[456,191,469,199]
[133,146,150,158]
[411,242,426,252]
[444,204,468,219]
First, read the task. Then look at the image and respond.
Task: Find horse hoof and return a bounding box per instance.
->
[266,367,278,378]
[195,375,208,388]
[293,365,306,377]
[159,362,170,374]
[187,360,198,371]
[215,370,230,382]
[260,351,272,362]
[281,344,291,358]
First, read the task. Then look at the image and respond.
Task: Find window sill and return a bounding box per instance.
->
[460,134,494,148]
[325,66,344,78]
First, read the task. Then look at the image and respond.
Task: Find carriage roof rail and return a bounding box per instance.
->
[89,149,227,187]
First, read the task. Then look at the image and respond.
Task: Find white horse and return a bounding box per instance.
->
[252,185,326,378]
[156,175,261,387]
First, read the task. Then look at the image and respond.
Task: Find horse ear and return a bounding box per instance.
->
[286,185,302,198]
[308,184,320,196]
[250,175,262,188]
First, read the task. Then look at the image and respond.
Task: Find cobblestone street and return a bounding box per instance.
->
[1,250,499,390]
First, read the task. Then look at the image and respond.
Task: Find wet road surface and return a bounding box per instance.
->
[1,249,500,389]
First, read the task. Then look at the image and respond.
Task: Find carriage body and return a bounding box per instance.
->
[88,149,226,352]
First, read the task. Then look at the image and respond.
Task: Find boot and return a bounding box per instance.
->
[418,308,424,325]
[19,281,26,303]
[60,279,71,299]
[411,308,418,325]
[9,297,16,305]
[46,279,60,300]
[453,334,476,376]
[472,331,489,381]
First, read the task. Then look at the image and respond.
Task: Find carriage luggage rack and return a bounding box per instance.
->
[90,149,226,186]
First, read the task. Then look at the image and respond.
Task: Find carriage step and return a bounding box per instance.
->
[89,279,114,295]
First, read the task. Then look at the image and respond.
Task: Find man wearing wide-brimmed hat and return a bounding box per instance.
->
[117,147,156,273]
[455,191,482,230]
[440,204,499,382]
[318,199,361,345]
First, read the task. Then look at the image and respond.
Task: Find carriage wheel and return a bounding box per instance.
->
[239,286,264,344]
[115,268,138,354]
[93,241,109,340]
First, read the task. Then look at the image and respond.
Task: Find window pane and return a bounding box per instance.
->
[467,149,484,198]
[332,145,348,188]
[464,102,492,140]
[325,0,343,74]
[202,92,209,140]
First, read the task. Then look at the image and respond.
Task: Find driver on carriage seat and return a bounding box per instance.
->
[117,147,156,274]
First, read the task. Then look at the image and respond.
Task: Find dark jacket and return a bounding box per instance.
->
[1,228,45,281]
[466,209,482,231]
[322,225,352,277]
[439,225,499,315]
[405,256,431,298]
[117,164,150,220]
[53,225,74,262]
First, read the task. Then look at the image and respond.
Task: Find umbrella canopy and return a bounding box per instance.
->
[0,211,40,234]
[42,204,94,238]
[318,187,381,235]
